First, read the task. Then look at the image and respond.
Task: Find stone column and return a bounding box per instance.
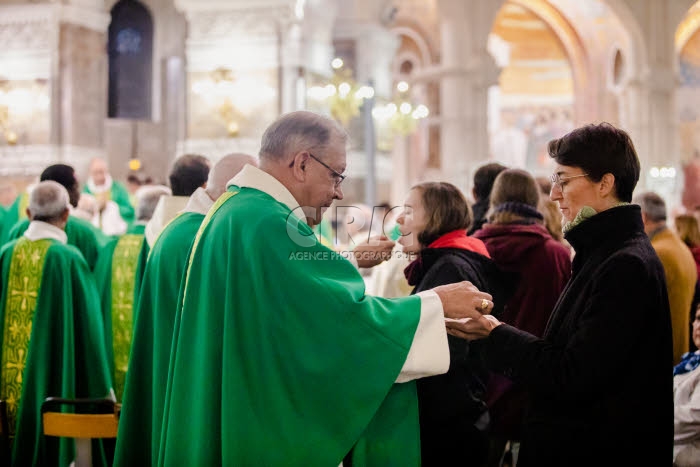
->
[617,0,694,203]
[0,1,109,179]
[436,0,500,192]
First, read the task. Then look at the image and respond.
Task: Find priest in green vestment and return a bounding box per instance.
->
[83,158,134,235]
[0,181,113,466]
[0,189,30,245]
[114,153,258,467]
[93,185,171,401]
[155,112,494,466]
[144,154,210,248]
[6,165,101,270]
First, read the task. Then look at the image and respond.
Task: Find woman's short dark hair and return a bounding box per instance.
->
[548,122,640,202]
[412,182,471,246]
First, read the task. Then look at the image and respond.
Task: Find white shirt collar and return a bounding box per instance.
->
[23,220,67,244]
[183,187,214,215]
[87,174,113,194]
[227,164,306,224]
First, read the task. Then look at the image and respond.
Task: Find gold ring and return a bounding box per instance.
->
[480,299,489,311]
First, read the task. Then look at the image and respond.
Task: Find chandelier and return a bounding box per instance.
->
[372,81,429,136]
[306,58,375,126]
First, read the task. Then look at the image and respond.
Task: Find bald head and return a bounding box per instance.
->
[27,181,70,226]
[259,111,347,164]
[206,153,257,200]
[89,158,109,186]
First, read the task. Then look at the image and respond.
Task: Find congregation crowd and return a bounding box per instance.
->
[0,111,699,466]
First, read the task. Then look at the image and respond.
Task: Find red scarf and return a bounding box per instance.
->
[404,230,490,286]
[427,230,491,258]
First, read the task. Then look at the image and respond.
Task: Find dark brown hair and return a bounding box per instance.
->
[411,182,472,246]
[548,122,640,202]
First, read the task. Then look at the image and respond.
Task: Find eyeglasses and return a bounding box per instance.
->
[308,153,346,188]
[550,172,588,190]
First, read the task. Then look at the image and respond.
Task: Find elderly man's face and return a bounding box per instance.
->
[300,140,346,227]
[90,159,108,186]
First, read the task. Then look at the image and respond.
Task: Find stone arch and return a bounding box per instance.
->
[501,0,591,123]
[602,0,649,81]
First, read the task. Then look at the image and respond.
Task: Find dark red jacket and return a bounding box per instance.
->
[473,223,571,437]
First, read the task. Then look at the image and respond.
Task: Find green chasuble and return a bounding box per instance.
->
[0,237,113,466]
[158,187,423,466]
[83,180,135,225]
[0,194,28,245]
[6,216,101,270]
[114,212,204,466]
[93,227,146,401]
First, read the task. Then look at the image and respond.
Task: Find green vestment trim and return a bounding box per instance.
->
[110,234,145,399]
[114,212,206,467]
[1,238,50,434]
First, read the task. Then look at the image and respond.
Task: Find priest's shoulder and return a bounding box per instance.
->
[44,241,91,270]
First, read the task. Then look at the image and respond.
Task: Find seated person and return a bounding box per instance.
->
[674,304,700,466]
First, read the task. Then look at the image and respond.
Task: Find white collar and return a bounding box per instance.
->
[23,221,67,244]
[87,174,113,194]
[183,187,214,215]
[227,164,306,224]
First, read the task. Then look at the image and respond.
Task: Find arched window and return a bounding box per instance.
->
[108,0,153,119]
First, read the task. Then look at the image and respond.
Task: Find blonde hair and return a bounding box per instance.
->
[675,214,700,248]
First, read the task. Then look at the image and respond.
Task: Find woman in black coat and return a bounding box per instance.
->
[448,123,673,466]
[396,182,510,466]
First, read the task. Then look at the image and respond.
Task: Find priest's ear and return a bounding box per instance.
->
[289,152,310,181]
[60,208,69,223]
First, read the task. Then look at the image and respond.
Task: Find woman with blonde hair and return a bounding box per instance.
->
[676,214,700,278]
[472,169,572,466]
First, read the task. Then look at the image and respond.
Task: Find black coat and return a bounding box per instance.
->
[483,205,673,466]
[411,247,512,466]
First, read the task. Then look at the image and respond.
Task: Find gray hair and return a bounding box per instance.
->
[28,181,69,221]
[206,153,258,199]
[633,191,667,222]
[136,185,171,221]
[259,111,347,162]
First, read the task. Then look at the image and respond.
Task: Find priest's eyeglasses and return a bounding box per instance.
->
[550,173,588,191]
[308,153,347,188]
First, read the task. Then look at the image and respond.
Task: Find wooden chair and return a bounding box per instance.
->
[41,397,119,467]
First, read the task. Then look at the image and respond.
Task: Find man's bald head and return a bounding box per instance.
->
[206,153,258,200]
[27,181,70,227]
[258,111,347,164]
[88,157,109,186]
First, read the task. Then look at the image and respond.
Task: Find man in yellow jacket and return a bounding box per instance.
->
[636,191,698,364]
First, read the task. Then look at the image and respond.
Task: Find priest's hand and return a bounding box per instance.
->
[433,281,494,320]
[446,315,501,340]
[353,236,395,268]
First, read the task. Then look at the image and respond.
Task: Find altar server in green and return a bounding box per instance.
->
[0,181,113,466]
[83,157,134,235]
[93,185,170,401]
[157,111,495,466]
[6,165,101,270]
[114,153,258,467]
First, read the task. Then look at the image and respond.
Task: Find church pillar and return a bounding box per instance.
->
[334,11,399,205]
[0,1,109,179]
[174,0,338,160]
[436,0,500,193]
[617,0,694,203]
